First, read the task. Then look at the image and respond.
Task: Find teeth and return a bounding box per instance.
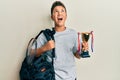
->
[58,18,63,20]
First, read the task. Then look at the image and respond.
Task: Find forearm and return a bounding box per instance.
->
[32,40,55,57]
[36,45,48,57]
[31,45,47,57]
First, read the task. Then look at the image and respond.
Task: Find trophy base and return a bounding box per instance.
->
[80,51,90,58]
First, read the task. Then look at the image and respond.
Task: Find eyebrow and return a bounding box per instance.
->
[54,7,65,11]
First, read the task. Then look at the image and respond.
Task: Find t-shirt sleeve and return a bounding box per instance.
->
[32,33,47,49]
[72,32,78,54]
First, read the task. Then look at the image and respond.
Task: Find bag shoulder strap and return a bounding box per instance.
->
[42,28,56,65]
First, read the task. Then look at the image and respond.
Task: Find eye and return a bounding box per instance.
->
[54,10,59,13]
[61,9,65,12]
[55,10,58,12]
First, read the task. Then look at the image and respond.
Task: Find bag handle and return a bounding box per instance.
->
[26,30,44,57]
[26,30,44,64]
[26,29,56,65]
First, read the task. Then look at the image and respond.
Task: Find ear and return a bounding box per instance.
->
[51,15,54,20]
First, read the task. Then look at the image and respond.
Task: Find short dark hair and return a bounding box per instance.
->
[51,1,67,15]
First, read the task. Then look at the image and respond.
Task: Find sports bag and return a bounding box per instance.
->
[20,29,56,80]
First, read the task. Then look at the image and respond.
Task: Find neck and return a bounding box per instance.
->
[54,26,66,32]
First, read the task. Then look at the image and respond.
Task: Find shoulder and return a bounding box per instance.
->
[66,27,77,34]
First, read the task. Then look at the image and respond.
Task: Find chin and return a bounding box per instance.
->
[58,25,64,27]
[58,23,65,27]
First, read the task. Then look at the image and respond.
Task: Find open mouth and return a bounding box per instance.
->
[58,18,63,21]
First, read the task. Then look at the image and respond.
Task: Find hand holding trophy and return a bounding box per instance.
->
[78,31,94,58]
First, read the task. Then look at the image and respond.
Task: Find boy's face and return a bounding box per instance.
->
[51,6,67,27]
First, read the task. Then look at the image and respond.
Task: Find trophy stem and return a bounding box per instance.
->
[81,33,90,58]
[77,31,94,58]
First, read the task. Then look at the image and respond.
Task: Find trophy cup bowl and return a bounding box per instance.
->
[80,33,90,58]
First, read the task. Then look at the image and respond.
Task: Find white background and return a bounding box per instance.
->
[0,0,120,80]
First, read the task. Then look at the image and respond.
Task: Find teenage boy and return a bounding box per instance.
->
[32,1,88,80]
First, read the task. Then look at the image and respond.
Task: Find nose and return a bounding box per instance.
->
[58,11,62,15]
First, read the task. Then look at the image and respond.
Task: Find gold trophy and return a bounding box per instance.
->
[80,31,94,58]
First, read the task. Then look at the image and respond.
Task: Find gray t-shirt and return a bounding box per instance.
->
[33,27,78,80]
